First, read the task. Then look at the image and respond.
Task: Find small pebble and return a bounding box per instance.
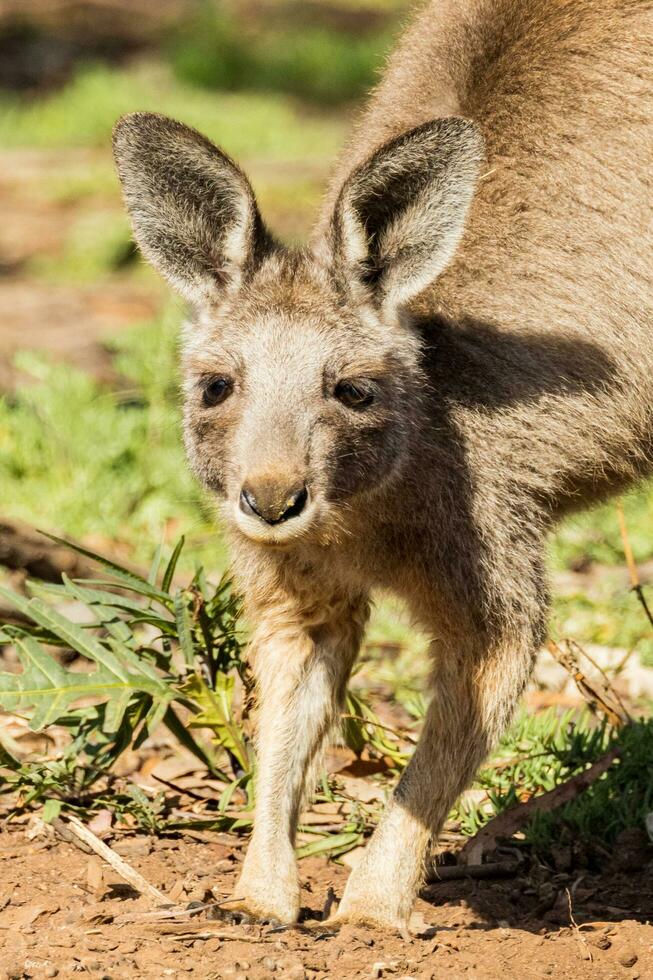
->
[618,952,638,968]
[371,963,398,979]
[118,942,139,954]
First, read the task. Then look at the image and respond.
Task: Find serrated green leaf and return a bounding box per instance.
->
[0,635,169,732]
[183,673,250,772]
[143,693,170,736]
[39,531,171,604]
[0,588,127,679]
[105,638,169,688]
[104,689,133,733]
[59,577,159,617]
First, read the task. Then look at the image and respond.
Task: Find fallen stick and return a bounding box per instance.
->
[113,903,219,924]
[54,814,168,905]
[153,929,268,943]
[461,745,621,865]
[0,519,98,582]
[424,860,521,884]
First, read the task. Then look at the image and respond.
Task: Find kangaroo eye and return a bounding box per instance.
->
[334,379,376,409]
[202,376,232,407]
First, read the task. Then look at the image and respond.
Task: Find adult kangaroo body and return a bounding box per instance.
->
[114,0,653,933]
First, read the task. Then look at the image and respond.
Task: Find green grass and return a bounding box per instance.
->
[552,491,653,568]
[169,5,396,106]
[27,211,136,283]
[1,548,650,861]
[0,61,345,159]
[0,313,222,571]
[550,495,653,667]
[454,708,653,857]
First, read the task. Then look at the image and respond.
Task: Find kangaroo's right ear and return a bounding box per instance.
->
[113,112,273,306]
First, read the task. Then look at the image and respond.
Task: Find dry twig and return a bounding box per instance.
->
[54,814,168,905]
[616,499,653,630]
[546,639,629,726]
[424,859,521,884]
[461,745,621,864]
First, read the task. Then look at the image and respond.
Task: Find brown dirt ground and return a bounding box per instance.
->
[1,818,652,980]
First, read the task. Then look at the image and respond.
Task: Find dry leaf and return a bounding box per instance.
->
[168,879,187,902]
[339,776,386,804]
[87,809,113,837]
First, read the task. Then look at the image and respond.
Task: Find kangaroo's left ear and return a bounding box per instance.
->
[329,117,484,318]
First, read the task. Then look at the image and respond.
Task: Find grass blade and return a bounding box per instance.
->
[162,536,185,593]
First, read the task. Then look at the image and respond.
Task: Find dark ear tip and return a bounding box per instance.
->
[423,116,485,159]
[112,111,179,153]
[448,115,485,149]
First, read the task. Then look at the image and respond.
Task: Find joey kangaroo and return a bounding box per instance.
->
[113,0,652,933]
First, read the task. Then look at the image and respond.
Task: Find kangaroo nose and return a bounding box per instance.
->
[239,482,309,525]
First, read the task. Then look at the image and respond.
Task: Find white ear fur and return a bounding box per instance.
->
[333,117,484,319]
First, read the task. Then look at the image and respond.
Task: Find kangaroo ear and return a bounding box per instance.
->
[330,117,484,317]
[113,112,273,306]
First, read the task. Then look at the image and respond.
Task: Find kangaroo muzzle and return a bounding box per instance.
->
[239,481,309,525]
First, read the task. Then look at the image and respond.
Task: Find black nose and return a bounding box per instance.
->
[239,484,308,525]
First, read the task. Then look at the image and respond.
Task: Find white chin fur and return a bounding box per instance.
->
[231,500,319,546]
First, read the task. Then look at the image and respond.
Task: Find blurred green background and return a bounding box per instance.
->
[1,0,652,673]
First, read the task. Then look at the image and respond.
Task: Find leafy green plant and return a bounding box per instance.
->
[452,707,653,861]
[0,535,404,856]
[0,535,252,821]
[453,710,613,837]
[1,535,650,862]
[524,717,653,853]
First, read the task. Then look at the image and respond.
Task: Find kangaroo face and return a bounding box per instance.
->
[181,254,420,546]
[113,112,483,547]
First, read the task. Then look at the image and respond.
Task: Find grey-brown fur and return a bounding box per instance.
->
[113,0,653,932]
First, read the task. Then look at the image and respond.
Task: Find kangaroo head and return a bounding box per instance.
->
[113,112,483,547]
